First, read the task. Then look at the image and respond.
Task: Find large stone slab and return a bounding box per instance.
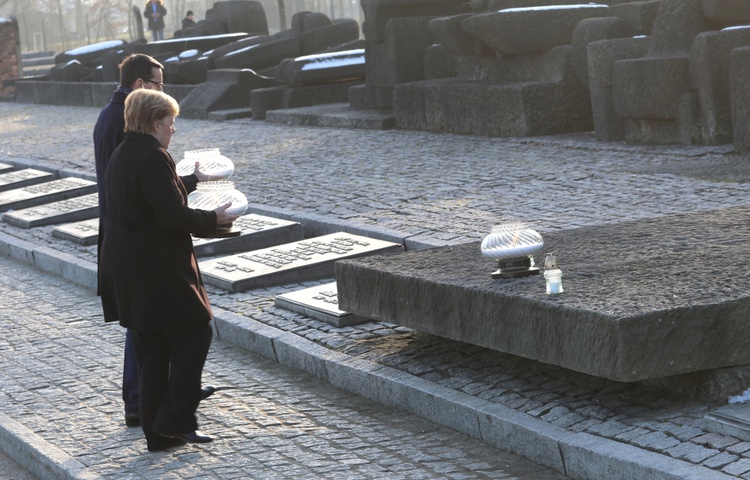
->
[192,214,302,257]
[201,232,403,293]
[274,281,370,327]
[336,207,750,382]
[2,193,98,228]
[0,162,14,174]
[0,177,97,212]
[0,168,55,193]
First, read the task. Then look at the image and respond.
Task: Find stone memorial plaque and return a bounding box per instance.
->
[0,177,97,212]
[0,162,14,174]
[275,282,370,327]
[192,214,302,257]
[3,193,99,228]
[705,404,750,441]
[51,218,99,245]
[0,168,55,193]
[201,232,403,293]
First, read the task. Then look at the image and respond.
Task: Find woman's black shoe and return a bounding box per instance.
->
[147,436,186,452]
[170,431,213,443]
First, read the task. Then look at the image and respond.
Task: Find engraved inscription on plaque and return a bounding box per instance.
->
[0,168,55,193]
[274,281,370,327]
[191,213,302,257]
[3,193,99,228]
[0,177,97,212]
[201,232,403,292]
[51,218,100,245]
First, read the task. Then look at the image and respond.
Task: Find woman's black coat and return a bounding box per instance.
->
[99,133,216,331]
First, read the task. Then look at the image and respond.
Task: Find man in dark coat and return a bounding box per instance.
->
[144,0,167,41]
[93,54,212,429]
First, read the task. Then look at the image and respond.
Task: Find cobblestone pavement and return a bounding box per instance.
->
[2,102,750,479]
[0,253,567,479]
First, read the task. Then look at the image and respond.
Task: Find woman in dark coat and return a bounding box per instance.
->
[143,0,167,41]
[99,89,238,452]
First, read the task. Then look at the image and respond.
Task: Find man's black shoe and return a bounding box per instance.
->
[200,386,215,400]
[125,412,140,427]
[167,431,213,444]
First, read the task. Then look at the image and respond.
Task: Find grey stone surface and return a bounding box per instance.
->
[211,0,269,36]
[463,4,609,56]
[732,45,750,151]
[264,102,395,129]
[701,0,750,24]
[123,33,249,58]
[361,0,468,43]
[179,68,277,119]
[213,36,300,71]
[274,49,365,85]
[250,80,361,120]
[394,46,593,137]
[6,103,750,478]
[428,13,485,56]
[294,18,361,56]
[54,40,126,69]
[689,28,750,145]
[588,37,650,141]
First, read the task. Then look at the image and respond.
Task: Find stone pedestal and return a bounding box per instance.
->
[336,206,750,386]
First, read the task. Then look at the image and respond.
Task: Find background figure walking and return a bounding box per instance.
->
[144,0,167,41]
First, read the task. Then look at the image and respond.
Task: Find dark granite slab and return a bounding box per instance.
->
[335,207,750,382]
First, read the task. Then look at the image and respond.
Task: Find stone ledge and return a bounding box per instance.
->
[336,206,750,382]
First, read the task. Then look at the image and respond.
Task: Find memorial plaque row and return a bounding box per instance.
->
[50,213,303,254]
[4,193,98,229]
[0,177,97,212]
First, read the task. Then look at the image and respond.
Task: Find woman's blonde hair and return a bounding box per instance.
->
[124,89,179,135]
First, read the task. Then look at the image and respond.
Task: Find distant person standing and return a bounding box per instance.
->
[182,10,196,29]
[144,0,167,41]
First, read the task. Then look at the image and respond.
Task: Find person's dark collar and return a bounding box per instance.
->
[116,86,133,95]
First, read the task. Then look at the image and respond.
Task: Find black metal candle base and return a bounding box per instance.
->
[194,223,242,239]
[491,257,540,279]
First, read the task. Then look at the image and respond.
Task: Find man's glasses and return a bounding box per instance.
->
[141,79,164,91]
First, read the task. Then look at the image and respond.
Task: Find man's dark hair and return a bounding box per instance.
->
[186,10,194,16]
[118,54,164,88]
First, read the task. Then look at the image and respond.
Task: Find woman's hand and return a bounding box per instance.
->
[192,162,222,182]
[213,202,240,225]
